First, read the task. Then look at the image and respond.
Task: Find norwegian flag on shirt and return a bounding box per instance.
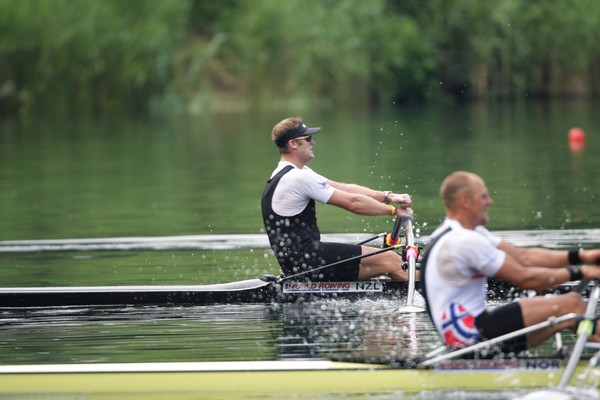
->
[440,302,481,348]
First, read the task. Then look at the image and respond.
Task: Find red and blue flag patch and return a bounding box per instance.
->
[441,302,481,348]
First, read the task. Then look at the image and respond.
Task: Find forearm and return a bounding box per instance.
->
[500,242,600,270]
[517,247,570,268]
[328,181,381,201]
[496,253,592,291]
[343,194,396,216]
[328,180,411,206]
[517,264,600,291]
[327,190,412,219]
[513,266,572,291]
[499,242,574,269]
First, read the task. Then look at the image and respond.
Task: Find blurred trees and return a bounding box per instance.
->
[1,0,600,116]
[0,0,189,115]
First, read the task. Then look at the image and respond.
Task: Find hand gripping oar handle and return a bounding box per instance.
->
[384,217,403,247]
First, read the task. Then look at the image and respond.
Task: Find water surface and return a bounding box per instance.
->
[1,102,599,398]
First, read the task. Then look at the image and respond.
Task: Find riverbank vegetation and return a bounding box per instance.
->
[2,0,600,116]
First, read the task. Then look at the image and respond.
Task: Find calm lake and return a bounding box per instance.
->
[1,101,599,398]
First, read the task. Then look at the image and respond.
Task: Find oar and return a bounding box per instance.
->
[396,217,424,313]
[558,281,600,388]
[384,216,403,247]
[355,232,387,246]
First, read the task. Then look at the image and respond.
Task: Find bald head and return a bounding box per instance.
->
[440,171,482,211]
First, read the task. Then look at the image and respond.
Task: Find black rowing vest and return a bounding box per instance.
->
[261,165,322,276]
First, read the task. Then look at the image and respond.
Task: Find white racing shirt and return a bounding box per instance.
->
[424,218,506,347]
[269,161,335,216]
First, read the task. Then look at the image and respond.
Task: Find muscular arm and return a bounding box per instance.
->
[494,246,600,291]
[326,188,413,220]
[498,241,570,268]
[326,189,396,216]
[498,241,600,268]
[493,254,573,291]
[327,180,380,198]
[327,179,412,206]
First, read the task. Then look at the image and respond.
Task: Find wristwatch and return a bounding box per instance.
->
[383,191,392,204]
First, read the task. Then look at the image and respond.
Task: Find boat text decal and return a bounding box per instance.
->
[282,281,383,293]
[437,358,561,371]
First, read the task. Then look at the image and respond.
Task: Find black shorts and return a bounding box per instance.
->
[475,301,527,354]
[282,242,361,281]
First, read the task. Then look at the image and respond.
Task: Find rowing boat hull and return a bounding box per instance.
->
[0,360,589,395]
[0,278,575,308]
[0,278,411,307]
[0,279,407,307]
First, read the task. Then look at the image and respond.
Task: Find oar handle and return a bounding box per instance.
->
[384,217,403,247]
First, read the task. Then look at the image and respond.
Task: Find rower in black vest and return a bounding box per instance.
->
[261,165,358,280]
[261,116,415,282]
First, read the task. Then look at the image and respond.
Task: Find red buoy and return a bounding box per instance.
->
[568,127,586,153]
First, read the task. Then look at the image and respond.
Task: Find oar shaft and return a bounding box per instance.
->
[403,218,418,307]
[558,282,600,388]
[385,217,403,247]
[390,217,402,242]
[355,232,387,245]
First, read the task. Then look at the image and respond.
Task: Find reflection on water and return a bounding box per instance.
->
[1,304,278,364]
[0,299,441,365]
[278,299,439,362]
[1,103,600,242]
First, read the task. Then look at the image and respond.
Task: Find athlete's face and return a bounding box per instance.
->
[467,177,493,226]
[294,136,315,162]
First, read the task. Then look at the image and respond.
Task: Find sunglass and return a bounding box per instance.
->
[294,136,313,143]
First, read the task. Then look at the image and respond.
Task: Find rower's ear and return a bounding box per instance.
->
[456,192,471,209]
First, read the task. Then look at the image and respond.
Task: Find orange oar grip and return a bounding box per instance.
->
[385,233,401,247]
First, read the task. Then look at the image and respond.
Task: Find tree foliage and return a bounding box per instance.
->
[0,0,189,115]
[1,0,600,115]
